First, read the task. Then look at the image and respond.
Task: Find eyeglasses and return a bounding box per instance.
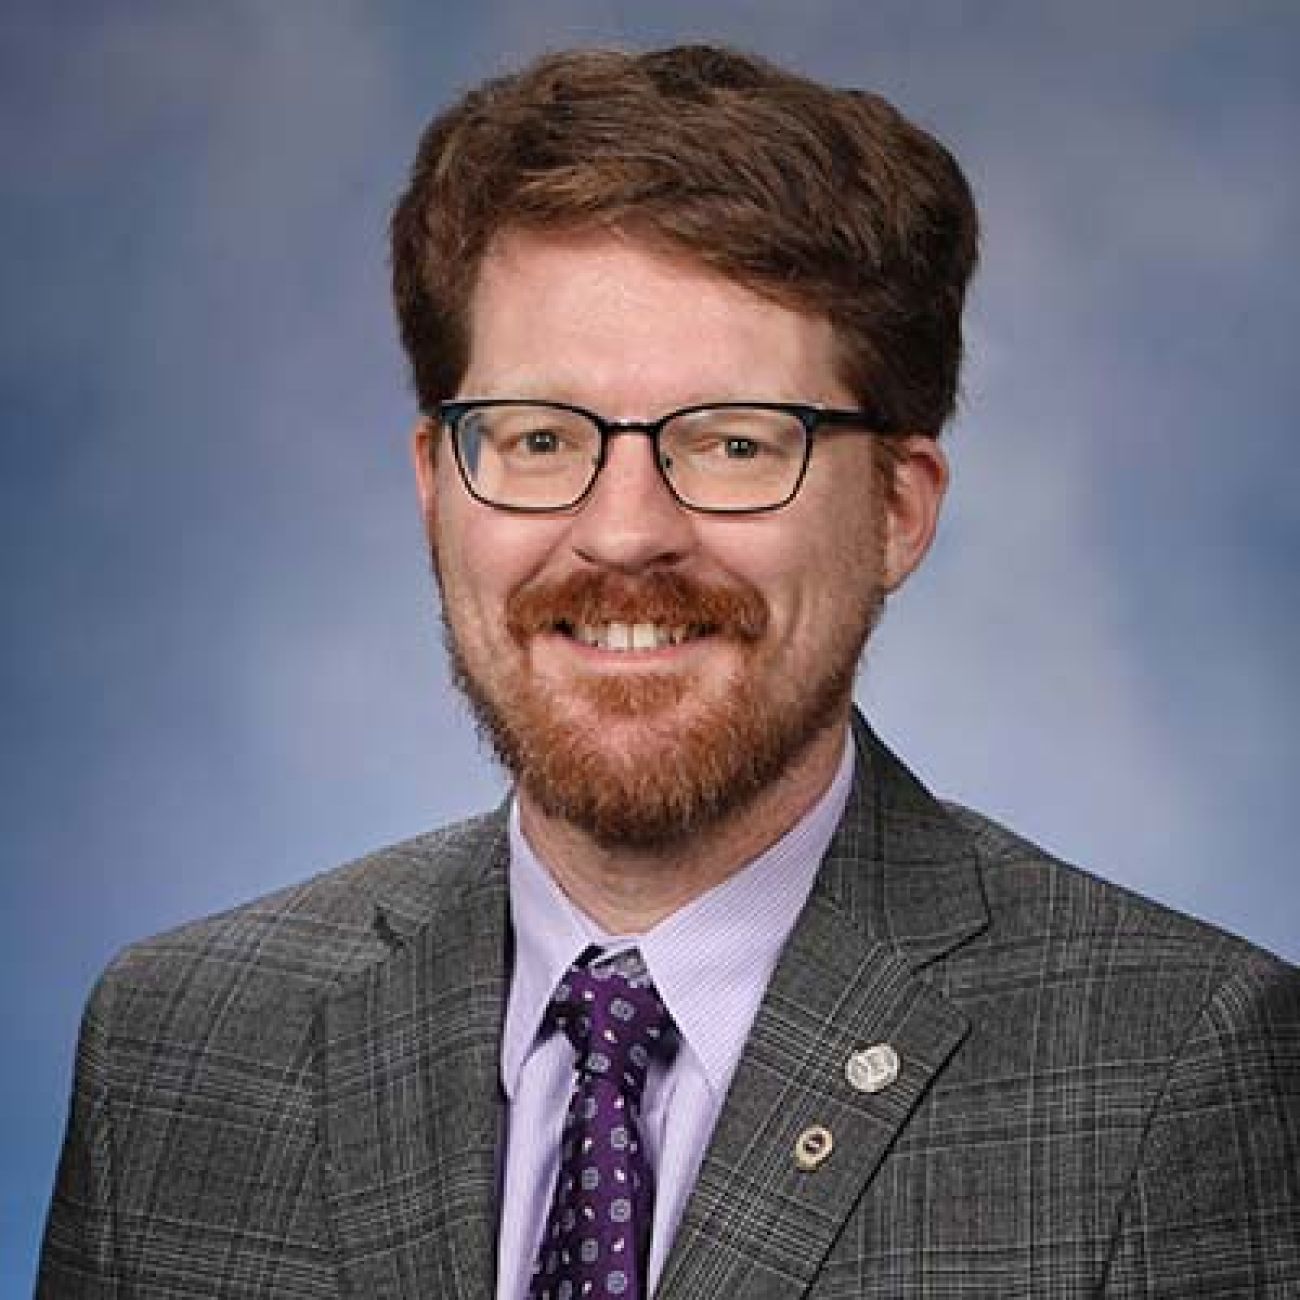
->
[432,399,900,514]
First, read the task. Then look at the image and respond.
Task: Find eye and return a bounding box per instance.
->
[723,436,761,460]
[497,422,586,459]
[521,428,561,455]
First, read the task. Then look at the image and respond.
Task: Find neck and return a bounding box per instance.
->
[517,716,850,934]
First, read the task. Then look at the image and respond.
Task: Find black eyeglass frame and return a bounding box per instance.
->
[430,398,905,515]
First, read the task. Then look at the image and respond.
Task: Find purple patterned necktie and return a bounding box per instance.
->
[528,949,674,1300]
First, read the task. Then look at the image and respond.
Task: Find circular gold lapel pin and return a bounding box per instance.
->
[793,1124,834,1171]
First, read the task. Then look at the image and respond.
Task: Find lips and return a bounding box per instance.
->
[507,571,767,649]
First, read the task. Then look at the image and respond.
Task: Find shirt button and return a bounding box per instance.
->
[845,1042,900,1094]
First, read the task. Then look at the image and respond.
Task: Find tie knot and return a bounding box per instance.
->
[548,952,672,1101]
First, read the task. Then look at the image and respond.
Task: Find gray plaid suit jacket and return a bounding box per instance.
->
[40,714,1300,1297]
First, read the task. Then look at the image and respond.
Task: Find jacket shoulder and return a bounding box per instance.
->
[88,809,508,1053]
[942,800,1291,974]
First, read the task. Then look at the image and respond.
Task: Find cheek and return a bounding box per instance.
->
[708,495,881,622]
[436,503,566,616]
[804,469,888,585]
[701,531,825,644]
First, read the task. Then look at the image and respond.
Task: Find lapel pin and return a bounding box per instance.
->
[846,1042,900,1094]
[794,1124,834,1171]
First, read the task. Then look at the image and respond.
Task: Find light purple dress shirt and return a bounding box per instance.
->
[495,731,855,1300]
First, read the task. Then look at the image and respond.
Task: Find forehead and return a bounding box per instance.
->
[460,228,846,411]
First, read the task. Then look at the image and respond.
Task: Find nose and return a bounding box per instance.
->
[566,431,696,572]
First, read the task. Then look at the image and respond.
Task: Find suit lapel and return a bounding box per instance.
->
[658,715,989,1300]
[314,816,511,1299]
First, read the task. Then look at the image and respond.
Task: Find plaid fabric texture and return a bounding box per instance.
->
[39,714,1300,1297]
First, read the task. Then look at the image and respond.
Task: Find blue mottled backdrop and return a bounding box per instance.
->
[3,2,1297,1291]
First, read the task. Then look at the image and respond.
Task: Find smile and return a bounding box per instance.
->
[560,621,703,651]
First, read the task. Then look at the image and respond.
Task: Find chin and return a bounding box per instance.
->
[471,661,843,847]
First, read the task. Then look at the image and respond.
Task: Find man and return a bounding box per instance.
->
[40,44,1299,1299]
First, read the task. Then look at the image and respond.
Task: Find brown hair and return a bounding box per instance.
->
[391,44,979,436]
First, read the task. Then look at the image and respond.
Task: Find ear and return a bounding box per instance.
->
[411,418,438,523]
[881,436,948,592]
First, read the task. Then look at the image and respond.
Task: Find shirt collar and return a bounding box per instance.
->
[501,812,600,1098]
[501,729,855,1099]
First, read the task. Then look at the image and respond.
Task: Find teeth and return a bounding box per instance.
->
[573,622,690,651]
[630,622,658,650]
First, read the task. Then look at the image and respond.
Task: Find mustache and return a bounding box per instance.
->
[506,570,768,641]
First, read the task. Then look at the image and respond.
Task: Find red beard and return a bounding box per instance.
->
[442,566,877,849]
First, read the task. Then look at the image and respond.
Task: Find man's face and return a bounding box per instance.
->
[415,229,944,848]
